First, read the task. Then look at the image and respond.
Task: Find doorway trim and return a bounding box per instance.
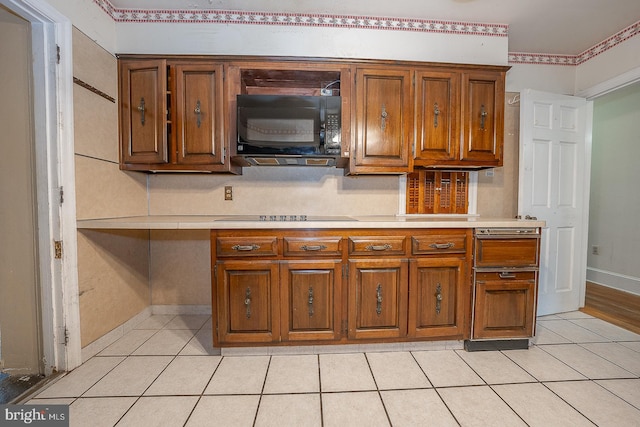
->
[1,0,81,373]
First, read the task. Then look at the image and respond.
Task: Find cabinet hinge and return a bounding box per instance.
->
[54,240,63,259]
[56,44,60,64]
[59,186,64,204]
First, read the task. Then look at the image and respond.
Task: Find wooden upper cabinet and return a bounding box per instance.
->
[173,63,225,165]
[461,70,505,166]
[118,57,239,173]
[415,70,460,164]
[119,59,168,165]
[352,68,413,173]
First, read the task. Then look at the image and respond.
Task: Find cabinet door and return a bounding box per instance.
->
[119,59,167,164]
[408,258,465,338]
[353,68,413,172]
[174,63,225,165]
[216,260,279,344]
[348,259,408,339]
[472,271,537,339]
[461,71,505,165]
[414,70,460,163]
[280,261,342,341]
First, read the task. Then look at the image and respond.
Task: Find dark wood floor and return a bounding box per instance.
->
[581,281,640,335]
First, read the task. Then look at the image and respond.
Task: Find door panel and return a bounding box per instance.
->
[174,63,224,165]
[280,261,342,341]
[519,89,591,315]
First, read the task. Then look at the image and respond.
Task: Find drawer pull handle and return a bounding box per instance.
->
[232,244,261,251]
[429,242,455,250]
[376,283,383,315]
[301,244,327,251]
[308,286,314,317]
[499,272,517,279]
[366,244,392,252]
[435,283,442,314]
[244,287,252,319]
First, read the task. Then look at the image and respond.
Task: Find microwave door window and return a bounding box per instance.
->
[245,118,315,145]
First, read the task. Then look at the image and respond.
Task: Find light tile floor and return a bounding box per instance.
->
[27,312,640,426]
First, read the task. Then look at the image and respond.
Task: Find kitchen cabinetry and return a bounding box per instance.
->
[470,228,540,344]
[347,234,409,339]
[352,68,413,173]
[212,231,344,346]
[118,56,508,173]
[415,70,460,163]
[119,59,168,165]
[460,70,505,166]
[409,232,468,338]
[118,57,239,173]
[211,228,471,347]
[414,67,506,168]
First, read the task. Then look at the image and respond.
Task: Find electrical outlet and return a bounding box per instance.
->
[224,186,233,201]
[592,245,599,255]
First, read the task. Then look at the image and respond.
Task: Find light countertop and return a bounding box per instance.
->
[76,215,545,230]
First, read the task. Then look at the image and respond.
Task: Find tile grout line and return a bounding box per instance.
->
[363,353,393,427]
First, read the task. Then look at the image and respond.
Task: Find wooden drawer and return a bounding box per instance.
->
[348,236,407,256]
[475,237,539,268]
[475,270,536,283]
[283,237,343,257]
[412,232,467,255]
[473,270,537,339]
[216,236,278,257]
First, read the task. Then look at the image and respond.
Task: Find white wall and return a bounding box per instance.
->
[115,22,508,65]
[575,36,640,95]
[587,81,640,296]
[506,64,576,94]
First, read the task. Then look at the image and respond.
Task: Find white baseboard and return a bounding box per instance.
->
[586,267,640,296]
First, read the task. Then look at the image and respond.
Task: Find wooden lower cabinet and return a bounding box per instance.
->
[215,260,279,344]
[212,229,477,347]
[348,259,408,339]
[409,258,465,338]
[280,260,342,342]
[472,271,537,339]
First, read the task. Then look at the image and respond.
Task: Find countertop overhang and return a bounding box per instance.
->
[76,215,545,230]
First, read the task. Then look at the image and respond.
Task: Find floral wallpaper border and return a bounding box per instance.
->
[94,0,639,66]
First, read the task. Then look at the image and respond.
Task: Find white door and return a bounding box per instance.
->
[519,89,592,316]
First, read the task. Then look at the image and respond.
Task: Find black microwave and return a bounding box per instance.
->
[235,95,341,166]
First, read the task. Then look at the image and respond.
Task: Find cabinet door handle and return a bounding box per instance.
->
[137,97,146,125]
[194,99,202,128]
[433,102,440,128]
[300,244,327,251]
[499,272,517,279]
[232,244,261,251]
[381,104,388,131]
[480,104,487,130]
[244,287,252,319]
[376,283,383,315]
[435,283,443,314]
[429,242,454,250]
[366,244,392,252]
[308,286,314,317]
